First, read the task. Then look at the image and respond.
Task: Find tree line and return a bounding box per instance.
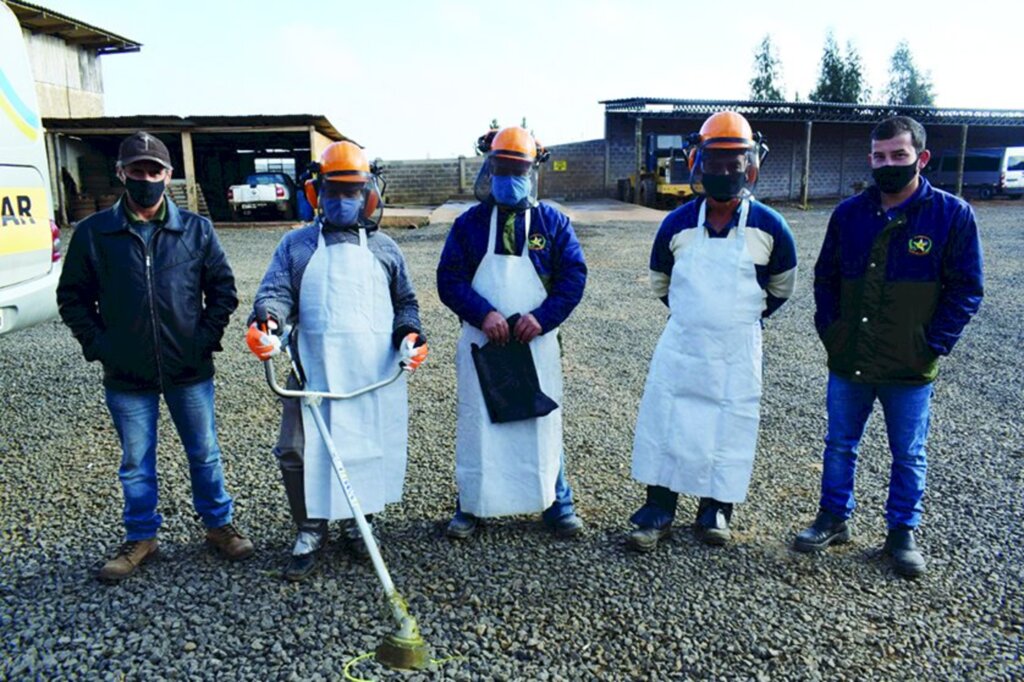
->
[749,32,935,106]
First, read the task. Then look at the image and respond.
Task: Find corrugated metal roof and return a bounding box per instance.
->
[601,98,1024,127]
[42,114,348,142]
[5,0,141,54]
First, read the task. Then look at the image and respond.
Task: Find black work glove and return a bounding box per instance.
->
[392,325,426,350]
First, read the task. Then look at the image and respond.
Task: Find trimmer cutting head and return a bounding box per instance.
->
[375,631,430,670]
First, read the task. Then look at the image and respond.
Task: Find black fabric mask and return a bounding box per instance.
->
[124,177,166,208]
[702,172,746,201]
[872,161,918,194]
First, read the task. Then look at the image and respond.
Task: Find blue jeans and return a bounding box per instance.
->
[454,453,576,525]
[819,372,933,529]
[105,378,234,540]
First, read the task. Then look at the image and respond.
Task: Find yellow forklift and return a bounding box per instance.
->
[616,134,697,209]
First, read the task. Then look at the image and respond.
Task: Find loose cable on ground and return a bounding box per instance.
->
[342,651,467,682]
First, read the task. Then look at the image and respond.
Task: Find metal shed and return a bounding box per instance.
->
[603,98,1024,204]
[42,114,348,223]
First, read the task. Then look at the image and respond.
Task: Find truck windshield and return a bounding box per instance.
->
[246,174,285,185]
[1007,156,1024,172]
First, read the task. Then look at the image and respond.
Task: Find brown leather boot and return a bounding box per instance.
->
[205,523,254,560]
[97,538,159,583]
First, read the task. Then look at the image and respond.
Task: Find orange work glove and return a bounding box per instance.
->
[246,320,281,361]
[399,332,428,372]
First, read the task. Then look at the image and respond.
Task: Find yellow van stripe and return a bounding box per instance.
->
[1,187,50,255]
[0,93,38,141]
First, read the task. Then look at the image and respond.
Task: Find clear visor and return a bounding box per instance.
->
[320,174,384,227]
[474,152,539,209]
[689,141,763,199]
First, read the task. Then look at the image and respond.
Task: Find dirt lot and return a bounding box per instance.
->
[1,201,1021,680]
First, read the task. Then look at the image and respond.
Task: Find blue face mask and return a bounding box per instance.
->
[491,174,531,207]
[321,197,363,226]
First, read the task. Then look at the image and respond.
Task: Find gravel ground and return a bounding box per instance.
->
[1,202,1021,681]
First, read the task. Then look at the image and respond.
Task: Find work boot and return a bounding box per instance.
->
[883,527,927,578]
[792,509,851,553]
[97,538,159,583]
[626,525,671,553]
[693,498,732,546]
[284,528,326,582]
[341,516,377,561]
[549,512,584,539]
[445,512,479,540]
[206,522,255,561]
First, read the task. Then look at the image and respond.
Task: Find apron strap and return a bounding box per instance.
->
[697,198,750,239]
[358,227,368,248]
[487,205,532,257]
[520,209,531,257]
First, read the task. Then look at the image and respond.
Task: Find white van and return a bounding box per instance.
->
[0,2,62,336]
[926,146,1024,199]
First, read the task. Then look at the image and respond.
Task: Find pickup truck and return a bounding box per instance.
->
[227,172,296,220]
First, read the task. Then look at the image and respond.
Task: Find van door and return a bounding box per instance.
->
[0,164,53,289]
[1003,147,1024,196]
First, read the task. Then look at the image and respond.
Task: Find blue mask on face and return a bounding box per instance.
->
[491,174,531,207]
[321,197,363,226]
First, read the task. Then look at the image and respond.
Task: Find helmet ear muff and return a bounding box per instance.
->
[304,161,322,210]
[477,130,497,154]
[304,179,319,210]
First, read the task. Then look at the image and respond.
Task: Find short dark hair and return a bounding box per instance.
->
[871,116,927,154]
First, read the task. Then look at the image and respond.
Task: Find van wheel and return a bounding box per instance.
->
[978,186,994,200]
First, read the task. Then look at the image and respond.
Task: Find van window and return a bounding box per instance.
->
[1007,156,1024,172]
[963,156,1000,172]
[940,157,959,172]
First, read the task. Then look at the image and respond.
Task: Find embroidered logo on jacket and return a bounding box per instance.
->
[528,234,547,251]
[908,236,932,256]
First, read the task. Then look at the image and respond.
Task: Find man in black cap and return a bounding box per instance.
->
[58,131,254,582]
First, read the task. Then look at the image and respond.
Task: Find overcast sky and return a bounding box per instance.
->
[40,0,1024,159]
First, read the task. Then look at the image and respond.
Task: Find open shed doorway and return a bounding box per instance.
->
[192,131,312,222]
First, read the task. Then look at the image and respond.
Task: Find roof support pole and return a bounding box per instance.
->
[180,131,198,213]
[955,124,968,197]
[800,120,813,208]
[634,115,643,205]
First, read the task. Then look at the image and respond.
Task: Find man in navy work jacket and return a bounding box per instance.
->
[57,132,253,583]
[628,111,797,552]
[436,126,587,540]
[793,116,984,578]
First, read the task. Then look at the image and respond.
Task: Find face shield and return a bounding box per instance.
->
[318,171,384,228]
[689,137,768,201]
[474,153,538,211]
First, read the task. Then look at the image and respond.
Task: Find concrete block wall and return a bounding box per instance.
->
[381,157,484,205]
[538,139,607,200]
[383,142,613,204]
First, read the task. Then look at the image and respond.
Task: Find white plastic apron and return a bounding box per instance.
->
[455,207,562,517]
[298,227,408,520]
[631,199,765,503]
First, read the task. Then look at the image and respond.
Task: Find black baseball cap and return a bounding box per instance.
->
[118,131,172,169]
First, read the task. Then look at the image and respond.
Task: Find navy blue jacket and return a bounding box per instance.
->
[814,178,983,384]
[436,202,587,333]
[57,197,238,392]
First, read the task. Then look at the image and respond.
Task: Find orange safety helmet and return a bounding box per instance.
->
[490,126,538,163]
[304,141,381,217]
[699,111,755,149]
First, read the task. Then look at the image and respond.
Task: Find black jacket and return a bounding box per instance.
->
[57,197,238,392]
